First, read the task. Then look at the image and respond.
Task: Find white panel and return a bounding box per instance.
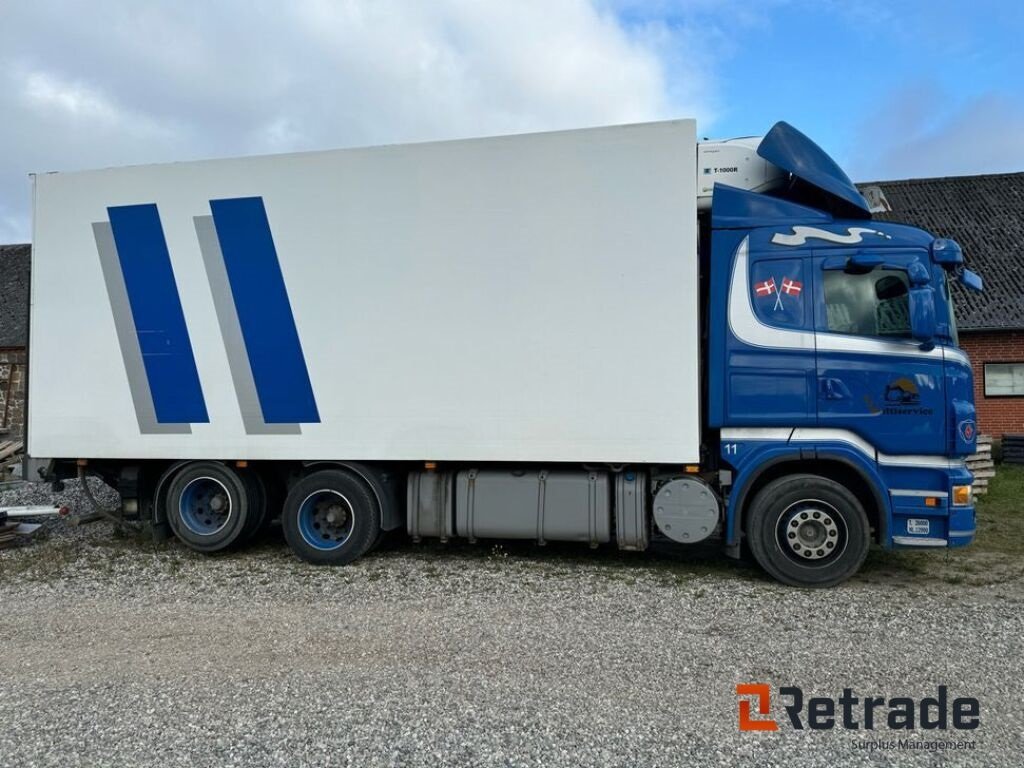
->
[728,426,964,469]
[28,121,700,463]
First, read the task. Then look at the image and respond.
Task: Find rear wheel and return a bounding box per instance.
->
[281,469,380,565]
[239,468,270,541]
[166,462,253,552]
[747,474,870,587]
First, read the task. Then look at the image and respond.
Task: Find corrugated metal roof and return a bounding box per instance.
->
[0,244,30,348]
[859,173,1024,331]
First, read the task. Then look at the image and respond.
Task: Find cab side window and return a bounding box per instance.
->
[750,258,807,330]
[822,268,910,338]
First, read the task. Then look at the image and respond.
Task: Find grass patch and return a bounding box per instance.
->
[970,464,1024,558]
[861,464,1024,586]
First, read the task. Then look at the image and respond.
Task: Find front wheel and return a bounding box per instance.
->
[281,469,381,565]
[747,474,870,587]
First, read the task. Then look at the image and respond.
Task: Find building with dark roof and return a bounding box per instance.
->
[860,173,1024,438]
[0,243,30,440]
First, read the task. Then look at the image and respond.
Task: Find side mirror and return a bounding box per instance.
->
[930,238,964,266]
[906,260,930,287]
[909,285,936,350]
[959,268,984,292]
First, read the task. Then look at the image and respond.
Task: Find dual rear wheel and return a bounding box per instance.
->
[280,470,381,565]
[165,463,380,564]
[165,461,265,552]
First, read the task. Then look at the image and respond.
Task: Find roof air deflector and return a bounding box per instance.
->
[757,121,872,218]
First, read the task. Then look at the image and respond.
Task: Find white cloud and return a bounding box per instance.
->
[0,0,716,243]
[23,71,120,122]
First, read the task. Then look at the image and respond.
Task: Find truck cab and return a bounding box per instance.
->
[705,122,982,586]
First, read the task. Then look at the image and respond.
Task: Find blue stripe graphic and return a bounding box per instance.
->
[209,197,320,424]
[107,204,209,423]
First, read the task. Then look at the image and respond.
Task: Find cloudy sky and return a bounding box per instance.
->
[1,0,1022,243]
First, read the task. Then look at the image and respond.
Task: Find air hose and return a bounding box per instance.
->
[77,464,143,531]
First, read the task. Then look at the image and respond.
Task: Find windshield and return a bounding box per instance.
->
[940,271,960,346]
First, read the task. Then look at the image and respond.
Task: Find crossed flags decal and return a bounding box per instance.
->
[754,276,802,310]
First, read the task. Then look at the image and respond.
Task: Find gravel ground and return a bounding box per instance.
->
[1,479,1022,767]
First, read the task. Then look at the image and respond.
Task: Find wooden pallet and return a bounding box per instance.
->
[0,440,23,462]
[0,521,42,549]
[968,436,994,496]
[0,440,23,478]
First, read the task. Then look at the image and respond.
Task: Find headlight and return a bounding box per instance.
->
[952,485,973,506]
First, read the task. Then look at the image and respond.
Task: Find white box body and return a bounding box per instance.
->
[29,121,700,463]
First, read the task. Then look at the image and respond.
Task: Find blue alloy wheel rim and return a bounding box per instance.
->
[179,477,232,536]
[298,490,354,550]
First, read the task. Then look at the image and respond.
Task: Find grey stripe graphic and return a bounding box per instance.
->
[93,221,191,435]
[194,215,301,435]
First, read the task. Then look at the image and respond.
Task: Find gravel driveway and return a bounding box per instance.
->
[1,480,1022,767]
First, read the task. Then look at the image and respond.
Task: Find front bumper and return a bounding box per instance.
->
[886,465,976,549]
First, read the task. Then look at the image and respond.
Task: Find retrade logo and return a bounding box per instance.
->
[736,684,778,731]
[736,684,980,732]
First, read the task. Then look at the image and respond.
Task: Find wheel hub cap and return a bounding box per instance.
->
[298,490,355,550]
[784,507,840,560]
[178,477,232,536]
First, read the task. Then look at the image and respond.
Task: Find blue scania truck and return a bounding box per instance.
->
[28,119,983,586]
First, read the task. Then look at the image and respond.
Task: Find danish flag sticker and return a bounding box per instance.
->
[781,277,803,296]
[754,277,776,297]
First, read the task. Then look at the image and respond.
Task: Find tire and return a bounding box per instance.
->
[368,526,394,553]
[165,461,252,553]
[746,473,870,588]
[239,468,269,542]
[281,469,381,565]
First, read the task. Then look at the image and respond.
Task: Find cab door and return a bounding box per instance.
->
[723,242,816,426]
[813,250,946,455]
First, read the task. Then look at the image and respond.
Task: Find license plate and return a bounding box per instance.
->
[907,518,930,535]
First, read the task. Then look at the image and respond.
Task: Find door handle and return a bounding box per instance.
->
[819,378,846,400]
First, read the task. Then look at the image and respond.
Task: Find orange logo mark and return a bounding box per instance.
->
[737,683,779,731]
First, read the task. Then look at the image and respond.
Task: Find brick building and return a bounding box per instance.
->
[0,243,30,441]
[861,173,1024,439]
